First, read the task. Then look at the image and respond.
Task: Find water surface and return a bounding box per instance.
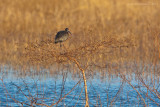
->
[0,64,160,106]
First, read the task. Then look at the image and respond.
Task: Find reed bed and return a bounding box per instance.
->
[0,0,159,69]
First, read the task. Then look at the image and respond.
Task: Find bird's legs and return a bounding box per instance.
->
[60,42,63,54]
[60,42,62,47]
[59,42,67,54]
[60,42,65,48]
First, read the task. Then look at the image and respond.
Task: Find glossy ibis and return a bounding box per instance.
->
[55,28,72,47]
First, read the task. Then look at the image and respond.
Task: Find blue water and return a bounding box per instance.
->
[0,66,160,106]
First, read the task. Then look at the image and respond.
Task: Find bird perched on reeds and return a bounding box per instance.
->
[55,28,72,47]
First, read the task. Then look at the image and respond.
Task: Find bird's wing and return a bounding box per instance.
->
[55,31,67,39]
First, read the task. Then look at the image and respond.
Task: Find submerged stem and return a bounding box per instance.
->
[68,57,89,107]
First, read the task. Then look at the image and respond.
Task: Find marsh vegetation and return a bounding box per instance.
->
[0,0,160,106]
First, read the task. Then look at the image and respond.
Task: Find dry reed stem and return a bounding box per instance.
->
[49,80,81,106]
[67,56,89,107]
[120,75,147,107]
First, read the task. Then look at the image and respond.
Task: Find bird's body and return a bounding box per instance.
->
[55,31,69,44]
[55,28,71,47]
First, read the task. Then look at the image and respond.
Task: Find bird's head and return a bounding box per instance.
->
[65,28,69,31]
[65,28,72,35]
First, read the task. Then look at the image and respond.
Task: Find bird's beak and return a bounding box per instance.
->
[69,31,72,35]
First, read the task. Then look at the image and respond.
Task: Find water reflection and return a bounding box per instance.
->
[0,63,160,106]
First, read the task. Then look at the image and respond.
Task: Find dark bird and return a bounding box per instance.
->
[55,28,72,47]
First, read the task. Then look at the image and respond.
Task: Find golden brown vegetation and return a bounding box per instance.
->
[0,0,159,67]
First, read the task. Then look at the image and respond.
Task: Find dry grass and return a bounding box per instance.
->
[0,0,159,68]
